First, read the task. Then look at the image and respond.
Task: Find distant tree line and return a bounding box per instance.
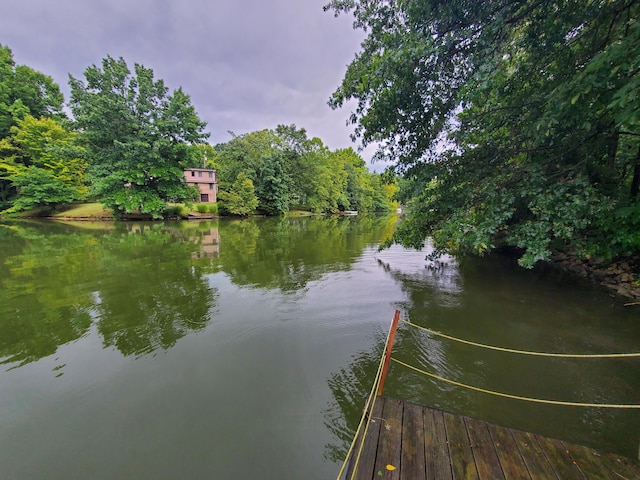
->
[212,125,397,216]
[0,45,396,218]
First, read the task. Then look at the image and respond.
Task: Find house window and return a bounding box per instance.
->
[208,172,213,178]
[191,171,195,177]
[209,183,214,190]
[200,194,209,202]
[198,171,202,177]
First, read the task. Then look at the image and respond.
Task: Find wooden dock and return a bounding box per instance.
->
[346,396,640,480]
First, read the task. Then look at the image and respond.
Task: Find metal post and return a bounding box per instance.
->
[377,310,401,396]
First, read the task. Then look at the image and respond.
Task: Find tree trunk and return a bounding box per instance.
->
[630,142,640,199]
[607,129,619,170]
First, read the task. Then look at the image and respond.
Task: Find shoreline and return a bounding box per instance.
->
[3,213,639,302]
[549,252,640,302]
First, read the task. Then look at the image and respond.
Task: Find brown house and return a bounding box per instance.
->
[184,168,217,203]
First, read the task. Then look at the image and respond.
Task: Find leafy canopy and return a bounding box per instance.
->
[0,45,69,210]
[326,0,640,266]
[69,56,209,218]
[215,125,395,215]
[0,115,87,211]
[0,44,66,140]
[218,172,259,216]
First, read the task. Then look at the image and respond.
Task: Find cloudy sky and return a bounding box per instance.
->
[0,0,384,168]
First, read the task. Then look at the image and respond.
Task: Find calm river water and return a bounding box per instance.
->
[1,216,639,479]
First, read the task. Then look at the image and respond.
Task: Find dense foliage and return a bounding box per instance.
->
[217,172,259,216]
[0,47,393,218]
[326,0,640,266]
[0,115,88,210]
[214,125,395,215]
[69,56,209,218]
[0,45,76,210]
[0,45,65,139]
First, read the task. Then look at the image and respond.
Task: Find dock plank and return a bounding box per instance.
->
[345,398,640,480]
[596,448,640,480]
[400,401,426,479]
[561,443,617,480]
[373,397,403,479]
[423,407,453,480]
[510,429,559,480]
[508,427,559,480]
[486,423,531,480]
[487,423,531,480]
[465,417,506,480]
[443,411,479,480]
[348,399,383,480]
[522,433,585,480]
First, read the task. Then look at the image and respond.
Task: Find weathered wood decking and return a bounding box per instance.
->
[346,397,640,480]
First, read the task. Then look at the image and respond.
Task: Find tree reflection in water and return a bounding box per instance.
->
[94,224,217,356]
[0,221,218,368]
[216,215,397,291]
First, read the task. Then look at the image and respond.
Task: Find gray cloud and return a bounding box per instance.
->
[0,0,377,162]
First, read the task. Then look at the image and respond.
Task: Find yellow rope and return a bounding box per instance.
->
[401,320,640,358]
[336,321,393,480]
[391,357,640,409]
[343,371,381,480]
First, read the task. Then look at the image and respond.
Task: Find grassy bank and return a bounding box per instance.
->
[2,202,222,220]
[0,202,115,219]
[52,203,115,219]
[2,203,318,220]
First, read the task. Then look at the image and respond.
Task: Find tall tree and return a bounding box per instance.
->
[218,172,258,216]
[0,45,67,209]
[275,124,350,213]
[0,115,87,211]
[69,56,209,218]
[216,129,281,185]
[215,129,293,215]
[255,150,292,215]
[327,0,640,265]
[0,44,65,140]
[215,125,394,215]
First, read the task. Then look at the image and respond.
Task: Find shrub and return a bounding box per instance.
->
[196,203,208,213]
[164,205,184,217]
[217,201,230,216]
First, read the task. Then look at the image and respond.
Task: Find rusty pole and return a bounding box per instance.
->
[377,310,400,396]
